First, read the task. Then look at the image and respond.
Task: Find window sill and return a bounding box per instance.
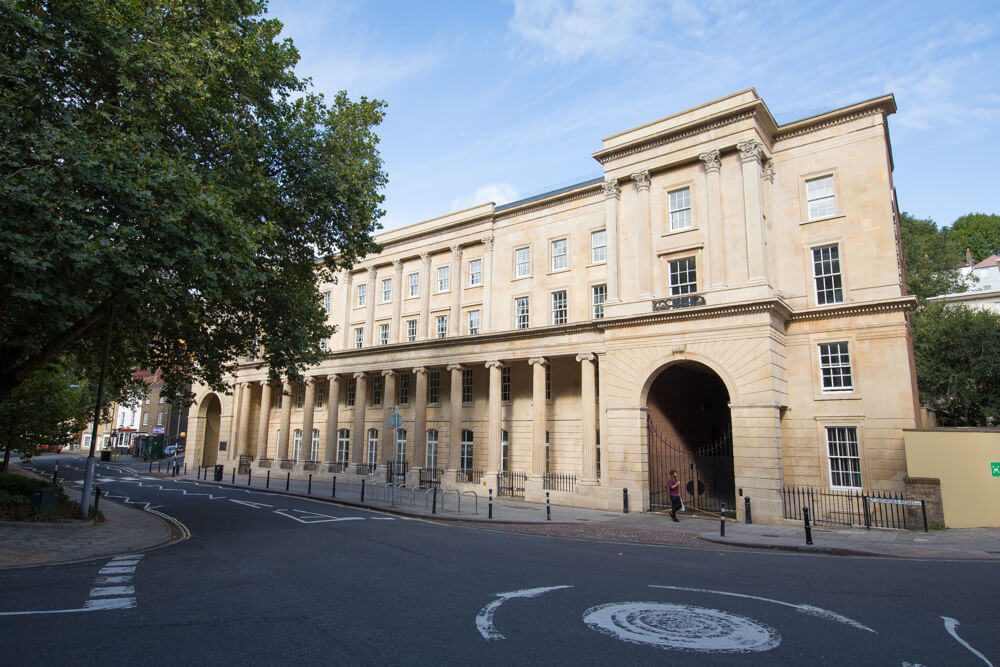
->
[661,226,698,237]
[801,213,845,226]
[512,275,532,282]
[586,261,607,269]
[547,268,571,276]
[814,392,861,401]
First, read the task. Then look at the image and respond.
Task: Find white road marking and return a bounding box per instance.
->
[83,598,136,611]
[583,602,781,653]
[0,555,141,616]
[99,566,136,575]
[476,586,574,640]
[273,509,364,524]
[95,576,131,585]
[229,499,274,509]
[89,586,135,597]
[942,616,993,666]
[650,585,876,633]
[371,517,396,520]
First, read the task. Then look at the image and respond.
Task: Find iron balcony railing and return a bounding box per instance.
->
[543,472,576,493]
[457,468,484,485]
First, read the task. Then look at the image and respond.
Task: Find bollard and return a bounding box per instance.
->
[247,468,252,486]
[432,487,437,514]
[308,474,312,495]
[94,486,101,515]
[183,462,187,476]
[332,477,336,498]
[489,489,493,519]
[744,496,752,524]
[53,460,59,484]
[720,502,726,537]
[285,472,290,491]
[863,496,871,530]
[149,461,153,473]
[266,470,270,489]
[361,478,365,502]
[623,488,629,514]
[921,499,929,533]
[158,460,162,473]
[231,467,235,484]
[546,492,551,521]
[803,506,814,545]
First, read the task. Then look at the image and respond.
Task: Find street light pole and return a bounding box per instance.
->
[81,304,115,519]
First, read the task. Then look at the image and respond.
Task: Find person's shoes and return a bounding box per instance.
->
[672,517,680,522]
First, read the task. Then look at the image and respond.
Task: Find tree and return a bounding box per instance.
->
[0,357,92,472]
[911,303,1000,427]
[947,213,1000,264]
[0,0,386,405]
[899,212,964,302]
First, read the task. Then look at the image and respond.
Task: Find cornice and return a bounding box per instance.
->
[788,296,916,322]
[774,96,895,142]
[495,181,604,222]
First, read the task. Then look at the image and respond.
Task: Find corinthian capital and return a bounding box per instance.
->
[366,265,377,279]
[699,149,721,174]
[737,139,764,163]
[631,170,651,191]
[761,162,776,183]
[602,179,620,199]
[450,244,463,259]
[482,234,494,252]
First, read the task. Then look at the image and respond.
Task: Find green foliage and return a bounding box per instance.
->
[0,472,56,495]
[899,212,964,302]
[0,0,386,404]
[947,213,1000,263]
[912,303,1000,426]
[0,472,81,521]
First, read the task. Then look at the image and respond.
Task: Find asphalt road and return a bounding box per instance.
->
[2,456,997,666]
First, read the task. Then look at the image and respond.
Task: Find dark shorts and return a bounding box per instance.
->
[670,495,682,512]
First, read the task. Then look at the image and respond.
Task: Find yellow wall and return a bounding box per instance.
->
[904,429,1000,528]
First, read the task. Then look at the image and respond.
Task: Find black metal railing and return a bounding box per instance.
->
[782,486,909,529]
[327,461,349,474]
[258,457,273,468]
[238,455,254,474]
[302,460,319,472]
[457,468,484,485]
[419,467,442,489]
[278,458,294,470]
[353,462,378,476]
[543,472,576,493]
[386,459,409,482]
[497,470,526,498]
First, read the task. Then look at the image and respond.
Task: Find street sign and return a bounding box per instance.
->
[865,497,922,507]
[991,462,1000,477]
[389,411,403,429]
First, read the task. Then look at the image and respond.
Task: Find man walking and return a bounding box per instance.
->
[668,469,681,522]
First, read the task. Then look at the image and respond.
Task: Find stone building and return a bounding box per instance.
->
[185,89,920,523]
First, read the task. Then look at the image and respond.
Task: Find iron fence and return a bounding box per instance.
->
[782,486,909,529]
[303,460,320,472]
[278,459,294,470]
[238,455,254,474]
[543,472,576,493]
[353,462,378,476]
[419,467,443,489]
[457,468,484,485]
[386,459,409,483]
[497,470,526,498]
[257,457,273,468]
[327,462,349,474]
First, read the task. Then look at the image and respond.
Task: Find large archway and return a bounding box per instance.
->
[198,393,222,468]
[646,361,735,516]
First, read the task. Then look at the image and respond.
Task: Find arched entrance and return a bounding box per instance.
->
[198,394,222,467]
[646,361,735,516]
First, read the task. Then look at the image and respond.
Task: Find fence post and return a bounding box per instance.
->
[803,506,813,545]
[546,491,551,521]
[623,488,629,514]
[488,489,493,520]
[921,499,928,533]
[361,478,365,502]
[285,472,290,491]
[744,496,752,524]
[308,474,312,495]
[863,494,871,529]
[720,502,726,536]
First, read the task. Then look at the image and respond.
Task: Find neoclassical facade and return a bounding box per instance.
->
[186,89,920,523]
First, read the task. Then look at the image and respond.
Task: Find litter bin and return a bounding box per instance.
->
[31,486,63,515]
[214,464,224,481]
[99,450,111,462]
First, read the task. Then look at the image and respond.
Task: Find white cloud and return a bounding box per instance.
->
[450,183,520,212]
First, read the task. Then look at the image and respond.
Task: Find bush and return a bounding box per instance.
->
[0,473,55,496]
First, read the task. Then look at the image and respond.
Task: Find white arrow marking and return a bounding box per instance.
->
[273,509,364,524]
[228,499,274,509]
[942,617,993,666]
[476,586,574,640]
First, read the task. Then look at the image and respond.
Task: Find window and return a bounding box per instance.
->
[469,258,482,286]
[292,429,302,461]
[515,296,530,329]
[322,290,332,315]
[501,429,509,473]
[425,429,438,469]
[379,323,389,346]
[156,412,164,426]
[346,378,356,407]
[813,244,844,305]
[515,247,531,278]
[393,429,407,470]
[551,290,567,325]
[142,413,149,426]
[551,238,568,271]
[807,175,836,220]
[467,310,480,335]
[354,327,364,348]
[367,429,379,469]
[428,370,440,404]
[545,364,551,401]
[461,429,474,471]
[311,429,320,461]
[591,230,606,263]
[370,375,383,407]
[436,315,448,338]
[819,342,853,392]
[295,384,304,409]
[437,266,449,292]
[501,366,511,402]
[337,429,350,465]
[669,257,697,295]
[408,272,419,297]
[406,319,417,342]
[356,283,367,307]
[462,369,473,404]
[159,395,166,404]
[827,426,861,489]
[319,338,327,352]
[545,431,550,474]
[592,284,607,319]
[145,394,151,405]
[398,373,410,406]
[669,187,692,231]
[381,278,392,303]
[316,383,325,409]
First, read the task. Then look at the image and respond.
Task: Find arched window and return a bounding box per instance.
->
[367,428,379,471]
[425,429,438,469]
[292,429,302,461]
[393,428,407,475]
[461,429,474,471]
[311,429,320,461]
[336,429,350,465]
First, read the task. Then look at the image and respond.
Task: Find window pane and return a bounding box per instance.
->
[591,230,606,263]
[669,188,692,231]
[669,257,697,295]
[552,239,567,271]
[813,245,844,304]
[516,247,531,278]
[592,284,606,318]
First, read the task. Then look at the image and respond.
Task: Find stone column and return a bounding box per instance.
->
[631,170,653,299]
[419,253,431,340]
[699,149,727,289]
[482,234,494,333]
[227,382,242,461]
[364,266,377,346]
[738,139,768,283]
[485,360,503,475]
[449,245,462,336]
[577,353,598,485]
[390,259,403,343]
[381,370,397,465]
[597,353,609,486]
[602,180,621,302]
[412,367,428,468]
[351,373,367,465]
[342,271,354,350]
[529,357,548,478]
[300,377,316,461]
[447,364,464,471]
[256,381,272,459]
[277,380,293,460]
[324,374,340,461]
[238,381,253,457]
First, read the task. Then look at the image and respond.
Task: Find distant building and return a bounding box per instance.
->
[928,254,1000,313]
[187,89,920,523]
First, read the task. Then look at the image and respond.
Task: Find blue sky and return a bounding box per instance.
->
[268,0,1000,232]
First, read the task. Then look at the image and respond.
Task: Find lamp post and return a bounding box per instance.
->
[80,304,115,519]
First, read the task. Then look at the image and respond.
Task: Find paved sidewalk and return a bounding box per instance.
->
[0,464,182,570]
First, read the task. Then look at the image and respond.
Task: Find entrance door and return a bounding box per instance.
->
[648,416,734,515]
